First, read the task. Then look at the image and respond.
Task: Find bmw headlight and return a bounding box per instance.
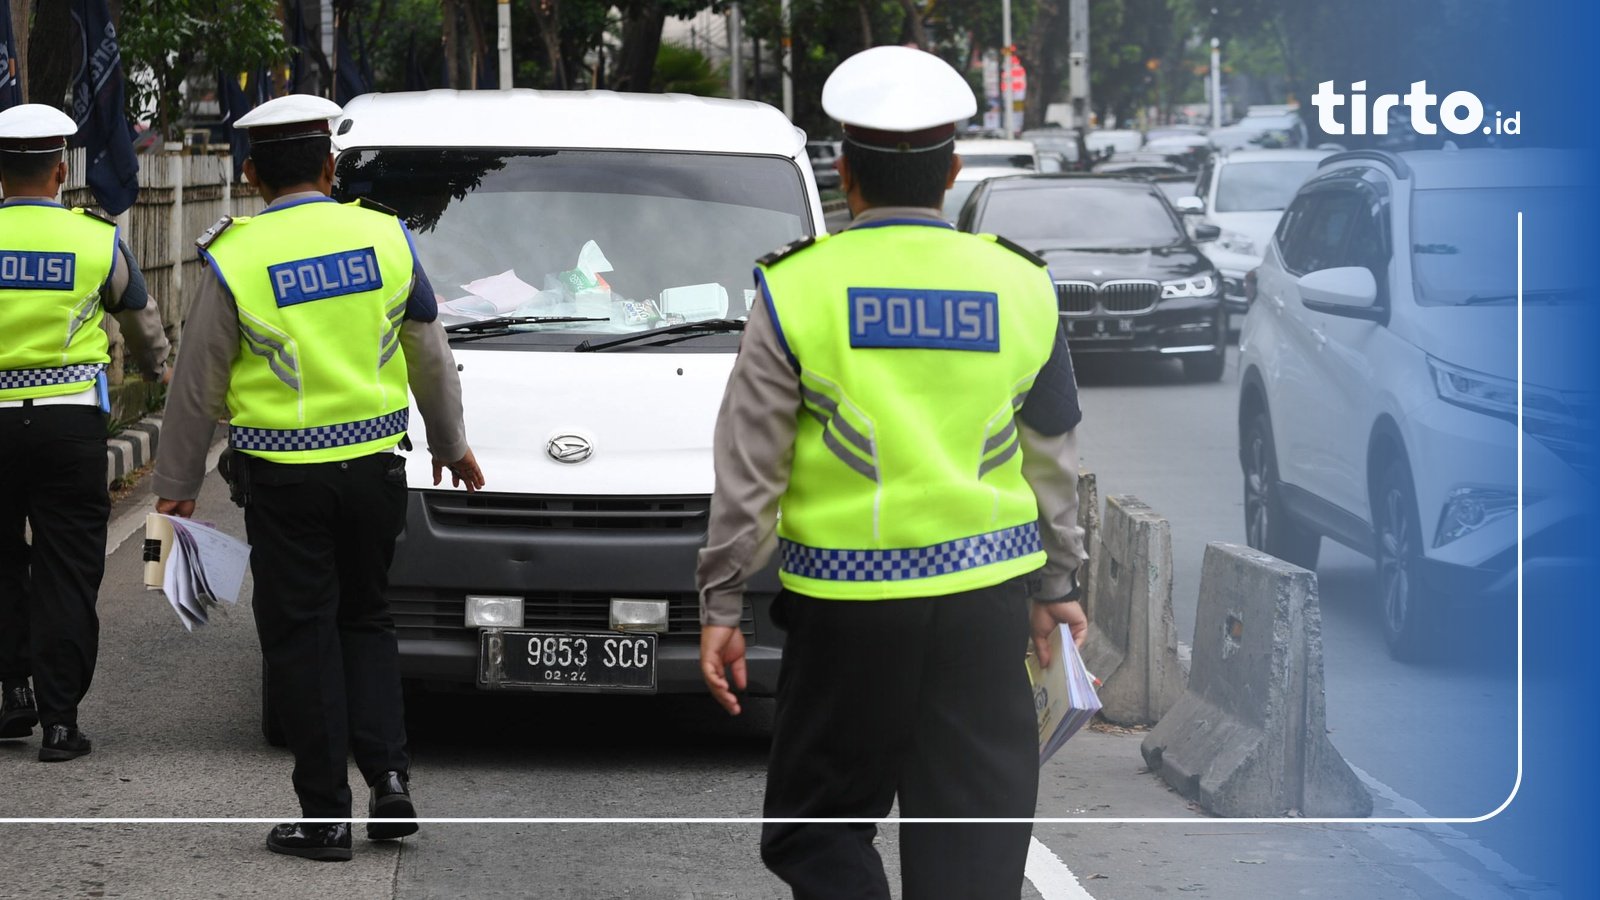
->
[1216,230,1258,256]
[1160,273,1218,299]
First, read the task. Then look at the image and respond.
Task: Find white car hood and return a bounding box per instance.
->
[1208,210,1283,249]
[404,348,734,495]
[1404,304,1582,391]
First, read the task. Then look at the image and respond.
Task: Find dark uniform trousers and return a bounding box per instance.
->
[760,576,1040,900]
[242,451,410,819]
[0,405,111,730]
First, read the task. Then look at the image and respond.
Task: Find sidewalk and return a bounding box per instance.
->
[1023,726,1555,900]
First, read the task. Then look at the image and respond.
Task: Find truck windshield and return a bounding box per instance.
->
[334,149,810,341]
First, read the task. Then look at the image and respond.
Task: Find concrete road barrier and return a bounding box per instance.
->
[1075,469,1099,608]
[1078,494,1187,726]
[1141,542,1372,817]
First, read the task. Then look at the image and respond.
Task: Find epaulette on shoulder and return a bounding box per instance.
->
[73,208,117,226]
[195,216,235,251]
[984,233,1048,268]
[353,197,399,217]
[757,233,826,267]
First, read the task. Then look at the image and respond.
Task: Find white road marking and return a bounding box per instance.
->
[1026,836,1098,900]
[106,439,224,557]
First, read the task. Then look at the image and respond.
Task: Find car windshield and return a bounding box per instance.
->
[1411,186,1580,305]
[1214,160,1321,212]
[976,186,1183,249]
[959,153,1035,170]
[334,149,809,343]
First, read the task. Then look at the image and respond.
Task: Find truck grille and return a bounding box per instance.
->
[424,493,710,532]
[1055,280,1160,316]
[391,591,755,641]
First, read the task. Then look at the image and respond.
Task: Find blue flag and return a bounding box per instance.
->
[218,70,269,181]
[0,0,21,110]
[69,0,139,215]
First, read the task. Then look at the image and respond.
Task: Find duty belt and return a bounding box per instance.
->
[0,362,104,393]
[779,522,1043,583]
[229,409,409,453]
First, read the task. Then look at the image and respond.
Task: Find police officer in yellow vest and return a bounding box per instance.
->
[697,47,1090,898]
[0,104,170,762]
[153,95,483,862]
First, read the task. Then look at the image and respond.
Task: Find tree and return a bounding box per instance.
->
[118,0,288,138]
[651,41,722,94]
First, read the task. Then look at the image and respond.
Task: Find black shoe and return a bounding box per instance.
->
[37,724,91,761]
[266,823,353,861]
[366,770,418,840]
[0,684,37,740]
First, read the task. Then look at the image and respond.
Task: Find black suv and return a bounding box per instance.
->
[958,175,1227,381]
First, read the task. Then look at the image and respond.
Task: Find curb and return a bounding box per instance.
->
[107,416,162,487]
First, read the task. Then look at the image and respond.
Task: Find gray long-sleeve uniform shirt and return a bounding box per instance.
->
[695,206,1089,627]
[0,196,170,377]
[152,191,468,501]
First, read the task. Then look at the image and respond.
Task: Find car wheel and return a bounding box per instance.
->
[262,659,287,748]
[1374,459,1440,661]
[1241,409,1320,570]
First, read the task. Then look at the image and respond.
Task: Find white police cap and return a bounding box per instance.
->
[0,104,78,153]
[822,46,976,151]
[235,94,343,145]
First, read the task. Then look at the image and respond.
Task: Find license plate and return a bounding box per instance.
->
[1071,318,1136,340]
[480,630,657,692]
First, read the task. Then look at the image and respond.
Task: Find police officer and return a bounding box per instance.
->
[0,104,170,762]
[152,95,482,861]
[697,47,1090,898]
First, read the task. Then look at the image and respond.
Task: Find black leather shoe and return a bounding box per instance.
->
[0,684,37,740]
[38,724,91,761]
[266,823,353,861]
[366,770,418,840]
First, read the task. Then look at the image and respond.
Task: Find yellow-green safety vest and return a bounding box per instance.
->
[0,201,116,402]
[758,222,1060,600]
[200,197,416,463]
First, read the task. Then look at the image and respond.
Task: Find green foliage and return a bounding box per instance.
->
[652,42,724,96]
[119,0,289,138]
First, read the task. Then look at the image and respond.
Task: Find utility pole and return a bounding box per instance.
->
[1000,0,1014,136]
[497,0,512,89]
[728,3,744,100]
[1209,37,1223,126]
[781,0,794,120]
[1069,0,1089,130]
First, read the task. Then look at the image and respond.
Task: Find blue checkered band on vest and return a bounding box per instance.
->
[779,522,1043,582]
[230,409,409,453]
[0,363,104,392]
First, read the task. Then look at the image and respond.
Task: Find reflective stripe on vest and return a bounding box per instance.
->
[203,198,415,464]
[759,224,1061,600]
[0,204,116,401]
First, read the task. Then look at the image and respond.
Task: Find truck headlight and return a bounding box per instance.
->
[1434,487,1518,547]
[1160,274,1217,299]
[465,596,524,629]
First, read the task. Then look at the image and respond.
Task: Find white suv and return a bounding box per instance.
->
[1237,148,1590,659]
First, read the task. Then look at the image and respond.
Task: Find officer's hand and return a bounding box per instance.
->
[1031,599,1088,668]
[699,624,748,716]
[433,448,485,492]
[159,366,173,387]
[156,498,195,518]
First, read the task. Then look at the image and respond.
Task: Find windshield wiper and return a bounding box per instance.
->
[445,316,610,343]
[574,318,746,352]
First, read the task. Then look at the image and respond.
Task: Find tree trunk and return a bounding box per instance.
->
[857,0,872,49]
[614,0,666,92]
[896,0,927,49]
[528,0,564,89]
[28,0,73,110]
[1020,0,1070,129]
[464,0,488,88]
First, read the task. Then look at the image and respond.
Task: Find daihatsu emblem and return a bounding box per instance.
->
[547,434,593,464]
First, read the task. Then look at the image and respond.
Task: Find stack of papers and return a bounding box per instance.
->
[143,514,251,631]
[1026,624,1103,766]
